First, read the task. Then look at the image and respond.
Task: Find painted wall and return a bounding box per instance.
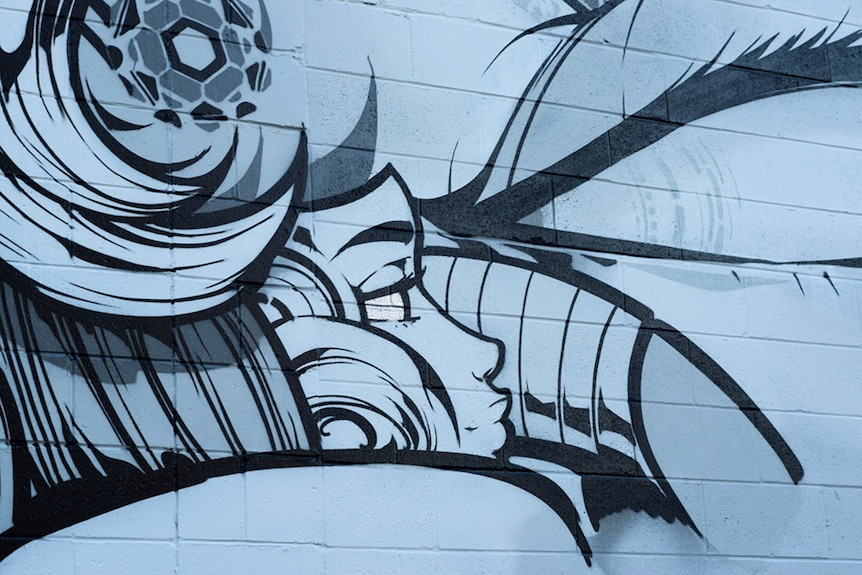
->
[0,0,860,573]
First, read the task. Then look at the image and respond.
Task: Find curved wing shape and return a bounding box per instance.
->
[422,244,802,538]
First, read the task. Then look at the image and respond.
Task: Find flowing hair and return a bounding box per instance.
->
[0,0,305,317]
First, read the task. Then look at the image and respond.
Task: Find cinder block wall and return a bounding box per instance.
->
[0,1,860,573]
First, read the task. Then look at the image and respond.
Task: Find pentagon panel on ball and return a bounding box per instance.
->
[87,0,272,133]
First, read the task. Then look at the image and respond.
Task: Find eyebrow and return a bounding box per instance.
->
[334,220,415,258]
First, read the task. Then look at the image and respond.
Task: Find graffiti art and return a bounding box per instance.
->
[0,0,860,571]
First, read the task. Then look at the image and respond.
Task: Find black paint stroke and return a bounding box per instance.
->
[308,64,378,204]
[424,241,804,534]
[423,27,862,268]
[0,1,816,569]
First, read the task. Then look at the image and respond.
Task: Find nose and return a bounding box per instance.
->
[470,335,505,391]
[404,286,506,394]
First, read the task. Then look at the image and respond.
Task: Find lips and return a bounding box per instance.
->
[485,395,511,423]
[455,392,511,456]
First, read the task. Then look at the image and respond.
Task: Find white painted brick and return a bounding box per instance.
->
[69,492,177,542]
[400,550,585,575]
[306,1,411,81]
[824,487,862,559]
[323,465,437,549]
[412,155,484,200]
[0,5,30,53]
[72,362,178,453]
[689,335,862,417]
[594,324,641,400]
[268,1,305,53]
[592,553,763,575]
[475,262,533,318]
[637,333,697,406]
[428,256,490,318]
[177,541,323,574]
[306,69,373,149]
[0,538,74,575]
[374,80,487,165]
[522,267,580,321]
[713,0,862,50]
[667,479,707,534]
[245,467,326,544]
[721,132,848,213]
[639,402,764,483]
[74,540,177,575]
[527,40,628,117]
[247,51,308,129]
[433,468,580,552]
[178,474,245,541]
[306,71,490,198]
[324,549,402,575]
[618,260,752,338]
[616,0,721,62]
[718,559,862,575]
[838,146,862,215]
[381,0,569,31]
[588,502,707,556]
[702,482,829,559]
[743,267,862,346]
[499,108,613,194]
[308,143,423,199]
[762,410,862,488]
[410,14,556,99]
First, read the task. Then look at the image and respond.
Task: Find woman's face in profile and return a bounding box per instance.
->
[263,171,510,457]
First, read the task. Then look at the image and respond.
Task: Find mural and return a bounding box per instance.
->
[0,0,861,572]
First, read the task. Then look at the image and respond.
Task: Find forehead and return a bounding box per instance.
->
[291,174,418,288]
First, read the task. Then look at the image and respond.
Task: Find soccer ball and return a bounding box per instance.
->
[85,0,273,132]
[68,0,285,183]
[117,0,272,130]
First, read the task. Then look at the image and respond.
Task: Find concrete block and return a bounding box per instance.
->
[824,487,862,559]
[702,482,829,559]
[433,468,580,552]
[177,541,323,575]
[245,467,326,544]
[323,464,437,549]
[74,540,177,575]
[306,1,411,81]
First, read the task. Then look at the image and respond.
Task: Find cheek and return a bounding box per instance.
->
[373,313,501,390]
[371,317,442,368]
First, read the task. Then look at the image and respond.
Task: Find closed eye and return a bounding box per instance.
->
[334,221,414,259]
